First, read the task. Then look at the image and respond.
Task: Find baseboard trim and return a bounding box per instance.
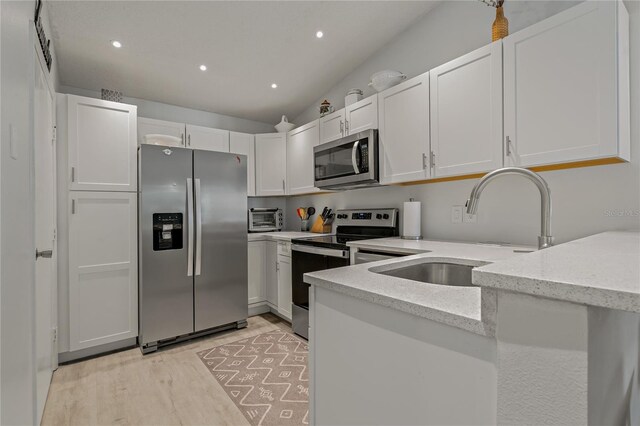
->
[59,337,137,364]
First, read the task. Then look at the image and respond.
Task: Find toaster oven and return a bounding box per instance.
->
[248,208,283,232]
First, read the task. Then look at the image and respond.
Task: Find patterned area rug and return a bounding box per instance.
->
[197,330,309,426]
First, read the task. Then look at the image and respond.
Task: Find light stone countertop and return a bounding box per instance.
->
[305,238,535,336]
[248,231,330,242]
[473,231,640,313]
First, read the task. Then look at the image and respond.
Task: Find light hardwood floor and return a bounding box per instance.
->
[42,314,291,426]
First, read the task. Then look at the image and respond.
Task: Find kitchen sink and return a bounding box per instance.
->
[376,262,480,287]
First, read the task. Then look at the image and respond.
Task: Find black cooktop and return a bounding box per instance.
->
[292,234,379,250]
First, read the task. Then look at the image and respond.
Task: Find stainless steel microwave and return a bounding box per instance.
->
[313,129,378,190]
[248,208,283,232]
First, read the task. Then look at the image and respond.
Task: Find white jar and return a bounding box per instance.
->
[345,88,363,106]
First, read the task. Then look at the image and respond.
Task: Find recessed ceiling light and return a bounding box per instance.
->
[199,65,207,71]
[316,31,324,39]
[111,40,122,48]
[271,83,278,89]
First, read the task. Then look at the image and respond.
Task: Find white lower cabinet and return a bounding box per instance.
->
[248,241,266,305]
[277,248,292,321]
[266,241,278,307]
[68,191,137,351]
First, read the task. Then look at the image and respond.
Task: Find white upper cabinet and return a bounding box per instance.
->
[68,191,138,351]
[503,0,630,167]
[230,132,256,196]
[287,120,320,195]
[345,95,378,135]
[138,117,185,147]
[186,124,230,152]
[319,109,346,144]
[255,133,287,196]
[430,41,503,178]
[66,95,137,192]
[378,71,430,184]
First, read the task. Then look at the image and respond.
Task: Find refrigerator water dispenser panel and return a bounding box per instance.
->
[153,213,183,251]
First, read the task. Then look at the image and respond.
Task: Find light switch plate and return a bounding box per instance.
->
[451,206,463,224]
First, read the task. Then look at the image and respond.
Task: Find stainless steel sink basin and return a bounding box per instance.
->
[378,262,475,287]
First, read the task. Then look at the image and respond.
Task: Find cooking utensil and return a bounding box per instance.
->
[307,207,316,217]
[320,207,329,219]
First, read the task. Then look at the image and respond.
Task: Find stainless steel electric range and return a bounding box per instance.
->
[290,208,399,339]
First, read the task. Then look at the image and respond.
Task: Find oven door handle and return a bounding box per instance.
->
[292,244,349,259]
[351,140,360,174]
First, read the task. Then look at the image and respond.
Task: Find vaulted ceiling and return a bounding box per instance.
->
[47,1,439,124]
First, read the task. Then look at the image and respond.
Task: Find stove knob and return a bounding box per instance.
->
[383,214,390,220]
[376,213,383,220]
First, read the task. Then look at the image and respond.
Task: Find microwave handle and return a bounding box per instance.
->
[351,140,360,174]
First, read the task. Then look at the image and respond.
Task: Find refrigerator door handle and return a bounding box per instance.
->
[195,178,202,276]
[187,178,194,277]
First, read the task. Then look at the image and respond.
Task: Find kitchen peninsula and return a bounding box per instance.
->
[305,232,640,425]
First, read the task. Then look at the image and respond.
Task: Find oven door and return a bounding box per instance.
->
[291,245,349,309]
[313,130,378,189]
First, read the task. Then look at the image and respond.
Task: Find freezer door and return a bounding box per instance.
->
[193,150,248,331]
[139,145,194,345]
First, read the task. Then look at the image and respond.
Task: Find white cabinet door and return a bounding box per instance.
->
[68,192,137,351]
[319,109,346,144]
[378,72,430,184]
[430,41,503,177]
[248,241,266,305]
[138,117,185,147]
[287,120,320,195]
[345,95,378,135]
[255,133,287,196]
[266,241,278,307]
[277,253,292,321]
[186,124,230,152]
[503,0,629,167]
[67,95,137,192]
[230,132,256,196]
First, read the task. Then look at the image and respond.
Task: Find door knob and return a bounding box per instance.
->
[36,249,53,259]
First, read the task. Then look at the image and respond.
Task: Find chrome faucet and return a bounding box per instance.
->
[466,167,553,249]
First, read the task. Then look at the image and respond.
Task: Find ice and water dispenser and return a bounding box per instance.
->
[152,213,183,251]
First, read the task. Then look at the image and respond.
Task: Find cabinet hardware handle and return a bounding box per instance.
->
[71,199,76,214]
[36,249,53,259]
[181,133,185,146]
[430,151,436,169]
[71,167,75,182]
[506,136,513,156]
[345,119,349,134]
[422,153,427,169]
[187,134,191,146]
[282,179,285,191]
[340,120,344,135]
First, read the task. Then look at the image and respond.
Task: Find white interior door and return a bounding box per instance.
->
[33,45,57,424]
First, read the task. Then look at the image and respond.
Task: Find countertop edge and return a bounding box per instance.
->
[306,274,493,337]
[473,269,640,314]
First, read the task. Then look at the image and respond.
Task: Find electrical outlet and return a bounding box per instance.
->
[463,212,477,223]
[451,206,463,224]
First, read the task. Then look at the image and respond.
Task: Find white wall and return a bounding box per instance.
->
[59,85,274,134]
[289,0,640,247]
[1,1,37,424]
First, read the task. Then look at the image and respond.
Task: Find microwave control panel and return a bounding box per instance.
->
[152,213,183,251]
[359,139,369,173]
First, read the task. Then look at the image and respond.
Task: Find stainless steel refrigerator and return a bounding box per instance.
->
[138,144,247,353]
